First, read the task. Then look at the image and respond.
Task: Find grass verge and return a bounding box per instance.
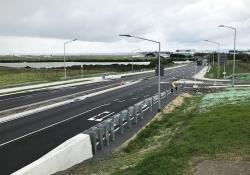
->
[0,67,104,87]
[63,88,250,175]
[205,60,250,79]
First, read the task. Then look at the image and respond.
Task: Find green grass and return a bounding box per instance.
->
[0,55,150,62]
[0,67,104,87]
[205,60,250,79]
[120,101,250,175]
[65,89,250,175]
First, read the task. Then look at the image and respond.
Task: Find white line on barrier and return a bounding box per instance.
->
[0,103,110,147]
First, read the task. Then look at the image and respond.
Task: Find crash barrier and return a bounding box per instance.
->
[84,83,185,154]
[12,83,185,175]
[12,134,93,175]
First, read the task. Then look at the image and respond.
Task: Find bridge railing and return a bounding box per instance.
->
[83,83,185,154]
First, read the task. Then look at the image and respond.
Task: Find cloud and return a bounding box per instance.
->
[0,0,249,53]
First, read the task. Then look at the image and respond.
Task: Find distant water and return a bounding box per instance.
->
[0,62,150,68]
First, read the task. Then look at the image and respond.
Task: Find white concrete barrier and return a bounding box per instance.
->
[12,134,93,175]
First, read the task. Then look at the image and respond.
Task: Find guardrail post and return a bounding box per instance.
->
[119,113,124,135]
[146,98,153,112]
[139,103,144,119]
[88,127,98,153]
[133,105,138,124]
[126,108,132,129]
[97,125,104,150]
[128,106,134,117]
[104,121,110,147]
[108,120,115,142]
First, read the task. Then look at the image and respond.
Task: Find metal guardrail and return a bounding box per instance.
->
[83,83,185,154]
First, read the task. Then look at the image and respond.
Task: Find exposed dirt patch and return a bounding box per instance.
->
[162,93,193,115]
[193,160,250,175]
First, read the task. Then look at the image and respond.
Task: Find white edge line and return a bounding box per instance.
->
[0,80,141,124]
[0,103,110,147]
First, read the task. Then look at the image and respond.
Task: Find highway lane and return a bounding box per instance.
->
[0,65,191,112]
[0,63,204,174]
[0,80,121,112]
[0,80,170,174]
[0,77,167,145]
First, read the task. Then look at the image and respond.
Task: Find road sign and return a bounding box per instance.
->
[223,72,226,75]
[155,64,164,76]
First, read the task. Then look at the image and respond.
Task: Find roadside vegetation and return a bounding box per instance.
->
[61,87,250,175]
[0,59,173,87]
[0,55,150,63]
[205,60,250,80]
[0,67,105,88]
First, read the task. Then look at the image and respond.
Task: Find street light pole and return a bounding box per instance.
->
[132,56,134,72]
[213,52,215,66]
[219,25,237,87]
[204,40,220,78]
[224,52,226,79]
[63,39,77,80]
[64,43,66,79]
[158,42,161,111]
[217,43,220,79]
[119,34,162,111]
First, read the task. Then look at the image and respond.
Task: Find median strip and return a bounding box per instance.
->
[0,80,141,124]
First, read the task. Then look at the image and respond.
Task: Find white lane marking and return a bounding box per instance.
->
[0,83,117,103]
[95,112,115,122]
[118,100,125,103]
[0,78,104,98]
[113,98,119,101]
[0,103,110,147]
[88,111,110,121]
[0,91,52,102]
[132,97,138,100]
[0,80,141,124]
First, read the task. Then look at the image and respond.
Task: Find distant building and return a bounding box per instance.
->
[144,52,171,59]
[229,50,250,55]
[175,49,196,57]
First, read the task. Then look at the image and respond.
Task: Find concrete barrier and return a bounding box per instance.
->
[12,134,93,175]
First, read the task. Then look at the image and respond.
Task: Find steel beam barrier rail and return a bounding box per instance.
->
[83,83,184,154]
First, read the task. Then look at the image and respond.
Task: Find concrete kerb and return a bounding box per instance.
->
[12,134,93,175]
[193,66,230,82]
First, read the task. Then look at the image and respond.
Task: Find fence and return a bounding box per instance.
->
[83,83,185,154]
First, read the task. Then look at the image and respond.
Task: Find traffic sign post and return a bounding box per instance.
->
[155,64,164,76]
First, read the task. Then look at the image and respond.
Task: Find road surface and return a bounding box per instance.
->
[0,63,204,174]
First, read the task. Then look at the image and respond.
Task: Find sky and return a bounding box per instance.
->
[0,0,249,55]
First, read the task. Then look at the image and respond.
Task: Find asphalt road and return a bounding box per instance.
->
[0,63,204,174]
